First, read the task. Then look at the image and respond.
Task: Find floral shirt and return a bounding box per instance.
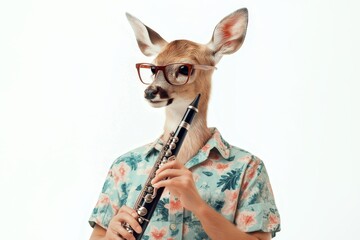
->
[89,128,281,239]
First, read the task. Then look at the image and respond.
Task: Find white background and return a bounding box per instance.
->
[1,0,359,239]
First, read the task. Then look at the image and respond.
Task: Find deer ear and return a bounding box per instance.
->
[126,13,168,57]
[208,8,248,63]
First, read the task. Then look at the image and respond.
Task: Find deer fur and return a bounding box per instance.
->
[126,9,248,164]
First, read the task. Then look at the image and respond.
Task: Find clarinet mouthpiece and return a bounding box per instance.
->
[190,94,201,109]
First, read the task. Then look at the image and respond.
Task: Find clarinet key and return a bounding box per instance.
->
[169,142,176,149]
[165,150,172,157]
[137,206,148,217]
[147,186,154,193]
[144,194,153,203]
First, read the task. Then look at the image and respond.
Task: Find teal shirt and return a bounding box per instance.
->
[89,128,281,239]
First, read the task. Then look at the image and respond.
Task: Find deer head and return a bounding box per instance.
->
[126,9,248,156]
[126,9,248,111]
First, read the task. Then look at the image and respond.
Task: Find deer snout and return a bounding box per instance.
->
[144,86,159,100]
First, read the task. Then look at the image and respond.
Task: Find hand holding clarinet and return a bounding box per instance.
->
[109,95,201,240]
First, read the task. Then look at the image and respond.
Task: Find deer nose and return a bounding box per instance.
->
[144,86,159,100]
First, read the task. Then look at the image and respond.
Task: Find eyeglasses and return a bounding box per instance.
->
[135,63,217,86]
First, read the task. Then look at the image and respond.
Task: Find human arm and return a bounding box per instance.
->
[193,201,271,240]
[89,157,144,240]
[89,206,142,240]
[151,160,272,240]
[90,224,108,240]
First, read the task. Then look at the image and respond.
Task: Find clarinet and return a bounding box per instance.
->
[123,94,201,239]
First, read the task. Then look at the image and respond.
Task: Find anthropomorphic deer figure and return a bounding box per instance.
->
[126,9,250,166]
[89,8,281,240]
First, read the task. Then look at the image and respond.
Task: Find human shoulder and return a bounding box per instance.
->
[226,144,266,170]
[227,144,252,161]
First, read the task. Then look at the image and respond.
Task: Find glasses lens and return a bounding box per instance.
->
[138,64,155,84]
[165,64,190,85]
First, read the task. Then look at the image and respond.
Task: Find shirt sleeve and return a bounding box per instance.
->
[89,162,121,229]
[235,156,281,237]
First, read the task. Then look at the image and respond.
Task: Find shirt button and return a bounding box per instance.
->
[170,223,177,230]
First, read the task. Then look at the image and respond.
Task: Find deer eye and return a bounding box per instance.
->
[150,66,156,75]
[178,65,189,75]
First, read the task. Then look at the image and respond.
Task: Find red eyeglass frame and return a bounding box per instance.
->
[135,63,217,86]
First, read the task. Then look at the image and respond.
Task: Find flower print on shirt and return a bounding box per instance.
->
[99,194,110,205]
[112,162,130,185]
[215,162,229,172]
[201,143,212,153]
[150,226,167,240]
[168,198,182,214]
[268,213,280,231]
[236,210,257,231]
[221,190,238,215]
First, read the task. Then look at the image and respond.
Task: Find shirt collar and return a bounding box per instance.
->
[144,128,230,165]
[198,127,230,159]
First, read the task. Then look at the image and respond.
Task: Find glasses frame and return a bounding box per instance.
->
[135,63,217,86]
